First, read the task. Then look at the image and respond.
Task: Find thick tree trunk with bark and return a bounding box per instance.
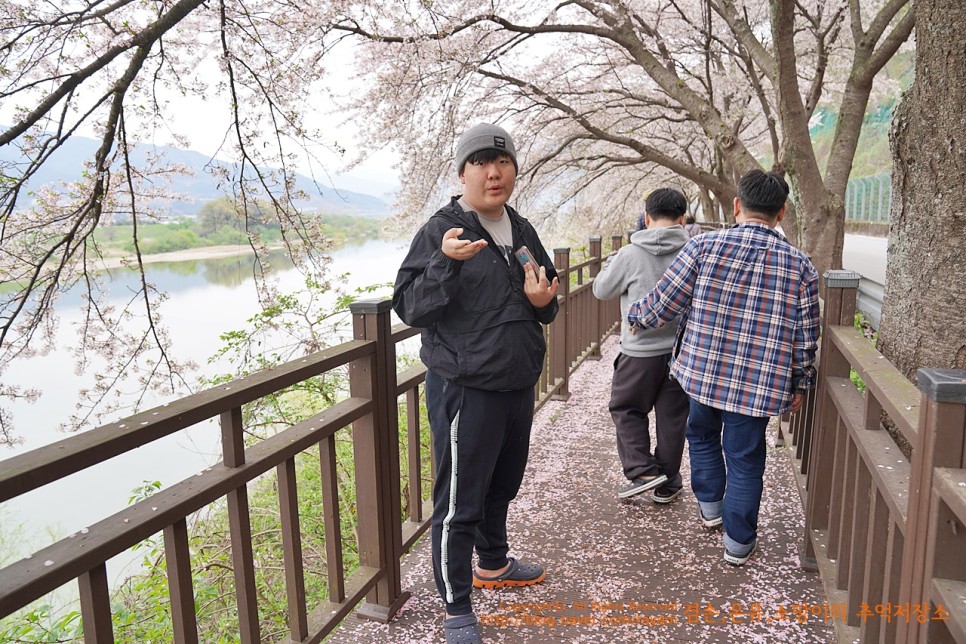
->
[877,0,966,379]
[795,186,845,276]
[781,201,801,248]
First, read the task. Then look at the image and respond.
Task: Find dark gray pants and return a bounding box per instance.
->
[609,352,689,488]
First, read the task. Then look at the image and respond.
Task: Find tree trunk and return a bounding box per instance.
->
[782,200,800,248]
[698,186,716,223]
[712,186,736,222]
[877,0,966,380]
[770,0,838,274]
[793,181,845,278]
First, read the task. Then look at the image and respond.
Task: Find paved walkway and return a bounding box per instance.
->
[334,336,833,643]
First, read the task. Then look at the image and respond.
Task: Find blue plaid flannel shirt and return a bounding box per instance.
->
[628,223,821,417]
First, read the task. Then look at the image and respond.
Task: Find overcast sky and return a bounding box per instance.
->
[0,40,403,202]
[149,52,402,200]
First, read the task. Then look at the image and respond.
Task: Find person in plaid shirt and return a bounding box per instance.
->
[628,169,820,566]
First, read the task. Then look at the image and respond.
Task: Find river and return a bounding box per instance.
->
[0,238,410,585]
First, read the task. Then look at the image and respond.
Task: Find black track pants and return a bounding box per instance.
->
[425,370,534,616]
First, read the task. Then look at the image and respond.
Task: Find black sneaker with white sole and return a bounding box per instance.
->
[651,485,683,504]
[724,540,757,566]
[617,474,668,499]
[698,506,723,528]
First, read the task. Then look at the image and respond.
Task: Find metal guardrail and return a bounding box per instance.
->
[857,277,884,330]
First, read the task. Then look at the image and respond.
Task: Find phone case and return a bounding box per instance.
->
[514,246,540,272]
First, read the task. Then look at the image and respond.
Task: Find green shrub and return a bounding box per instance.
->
[136,229,207,255]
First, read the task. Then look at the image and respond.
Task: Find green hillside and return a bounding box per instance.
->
[811,50,914,179]
[809,106,892,178]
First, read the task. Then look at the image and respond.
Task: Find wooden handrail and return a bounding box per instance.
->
[0,397,370,617]
[0,233,625,642]
[782,272,966,644]
[828,326,920,444]
[0,339,374,503]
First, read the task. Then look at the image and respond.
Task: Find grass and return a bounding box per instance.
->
[849,312,879,394]
[92,213,386,259]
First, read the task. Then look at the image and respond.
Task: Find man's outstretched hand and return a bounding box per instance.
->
[441,227,487,260]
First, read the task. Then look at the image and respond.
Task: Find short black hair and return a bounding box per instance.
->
[737,169,789,217]
[645,188,687,220]
[462,149,518,175]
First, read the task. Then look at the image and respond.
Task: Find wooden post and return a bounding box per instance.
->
[277,458,308,641]
[552,248,571,401]
[588,236,603,359]
[78,564,113,643]
[164,518,200,643]
[606,235,625,337]
[796,386,818,471]
[897,368,966,643]
[350,300,410,622]
[221,406,260,643]
[801,270,860,569]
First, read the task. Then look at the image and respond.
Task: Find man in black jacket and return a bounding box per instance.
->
[393,123,559,643]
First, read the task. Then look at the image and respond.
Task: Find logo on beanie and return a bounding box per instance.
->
[493,136,506,149]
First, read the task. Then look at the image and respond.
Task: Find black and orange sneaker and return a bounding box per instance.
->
[473,557,546,589]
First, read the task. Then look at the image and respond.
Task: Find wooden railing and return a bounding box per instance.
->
[0,234,624,642]
[781,270,966,644]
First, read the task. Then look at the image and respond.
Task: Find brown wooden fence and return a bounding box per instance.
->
[0,235,624,643]
[782,270,966,644]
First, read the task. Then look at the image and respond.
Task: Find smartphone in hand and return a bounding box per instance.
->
[514,246,540,272]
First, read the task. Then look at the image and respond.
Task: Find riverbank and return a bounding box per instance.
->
[98,243,271,271]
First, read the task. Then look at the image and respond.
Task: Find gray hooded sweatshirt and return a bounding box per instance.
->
[592,225,690,357]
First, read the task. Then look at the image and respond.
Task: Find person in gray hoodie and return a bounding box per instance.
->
[592,188,691,504]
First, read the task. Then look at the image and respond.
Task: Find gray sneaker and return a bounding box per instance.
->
[618,474,668,499]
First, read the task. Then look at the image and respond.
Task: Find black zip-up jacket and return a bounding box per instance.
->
[392,197,559,391]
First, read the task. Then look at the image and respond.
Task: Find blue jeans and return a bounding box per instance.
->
[686,399,769,555]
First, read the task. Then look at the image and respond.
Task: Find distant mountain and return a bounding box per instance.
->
[0,132,389,218]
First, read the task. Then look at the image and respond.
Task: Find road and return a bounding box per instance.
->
[842,233,888,327]
[843,233,888,284]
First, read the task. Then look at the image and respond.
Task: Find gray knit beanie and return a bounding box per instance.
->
[455,123,518,175]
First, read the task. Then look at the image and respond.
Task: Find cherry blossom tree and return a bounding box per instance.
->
[328,0,913,274]
[0,0,341,442]
[0,0,917,441]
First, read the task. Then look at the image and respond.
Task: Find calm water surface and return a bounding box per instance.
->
[0,238,408,584]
